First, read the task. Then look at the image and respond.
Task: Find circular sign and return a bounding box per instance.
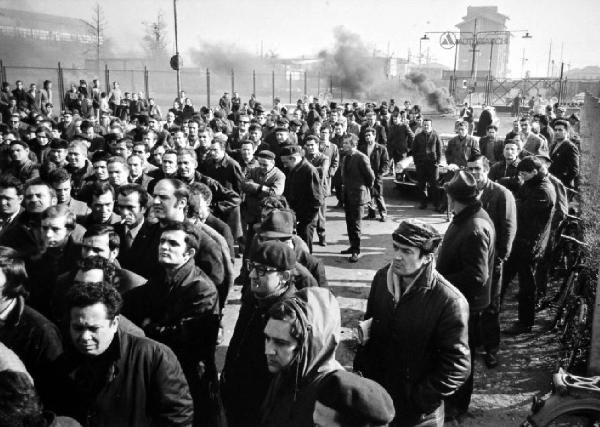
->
[440,32,457,50]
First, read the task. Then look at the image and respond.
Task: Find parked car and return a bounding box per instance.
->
[394,133,480,189]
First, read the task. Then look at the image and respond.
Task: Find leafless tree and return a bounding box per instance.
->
[81,3,109,72]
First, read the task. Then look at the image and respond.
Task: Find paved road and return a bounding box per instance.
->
[218,113,557,425]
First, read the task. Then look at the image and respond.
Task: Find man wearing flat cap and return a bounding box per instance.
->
[222,240,303,427]
[314,370,395,427]
[281,144,322,253]
[241,149,286,245]
[437,170,495,419]
[354,219,470,426]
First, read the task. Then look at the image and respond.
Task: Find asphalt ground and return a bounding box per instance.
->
[218,113,558,425]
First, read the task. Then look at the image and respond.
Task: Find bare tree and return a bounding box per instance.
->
[81,3,108,72]
[142,11,169,63]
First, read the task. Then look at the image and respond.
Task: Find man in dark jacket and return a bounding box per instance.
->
[55,281,194,426]
[437,171,495,419]
[359,127,389,222]
[6,140,39,183]
[359,110,387,145]
[123,221,220,427]
[445,121,480,168]
[502,156,556,335]
[548,119,579,189]
[0,246,63,409]
[387,111,414,165]
[341,135,375,262]
[488,139,522,194]
[467,155,517,368]
[412,118,442,209]
[478,125,504,165]
[354,220,470,426]
[222,241,301,427]
[281,145,322,253]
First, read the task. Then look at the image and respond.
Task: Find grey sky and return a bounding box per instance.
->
[3,0,599,77]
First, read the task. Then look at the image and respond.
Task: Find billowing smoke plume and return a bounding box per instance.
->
[318,27,378,97]
[189,42,265,74]
[405,71,453,113]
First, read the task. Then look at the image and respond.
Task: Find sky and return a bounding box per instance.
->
[2,0,599,77]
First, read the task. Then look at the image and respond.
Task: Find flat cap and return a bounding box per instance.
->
[256,150,275,160]
[392,219,442,253]
[317,371,395,425]
[259,209,295,238]
[444,170,478,203]
[280,145,302,157]
[274,126,289,133]
[251,240,296,270]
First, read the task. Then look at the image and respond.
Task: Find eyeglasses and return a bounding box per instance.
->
[246,260,278,276]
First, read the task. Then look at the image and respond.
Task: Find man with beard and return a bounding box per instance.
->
[354,220,470,426]
[281,145,322,253]
[478,125,504,165]
[467,155,517,368]
[222,241,301,427]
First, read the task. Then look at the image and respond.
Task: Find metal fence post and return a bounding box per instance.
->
[272,70,275,106]
[289,72,292,104]
[57,62,65,112]
[206,68,211,108]
[0,60,5,83]
[304,71,307,97]
[144,66,149,99]
[252,69,256,96]
[317,72,320,96]
[231,69,235,95]
[329,75,333,95]
[104,64,110,95]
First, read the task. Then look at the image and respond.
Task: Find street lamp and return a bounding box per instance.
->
[419,34,429,66]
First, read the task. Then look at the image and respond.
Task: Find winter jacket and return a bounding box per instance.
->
[437,201,495,311]
[354,262,470,426]
[479,179,517,261]
[54,329,193,427]
[411,131,442,165]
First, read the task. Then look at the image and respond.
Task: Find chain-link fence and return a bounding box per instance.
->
[0,60,350,113]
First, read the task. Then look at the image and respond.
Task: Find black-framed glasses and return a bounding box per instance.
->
[245,260,278,276]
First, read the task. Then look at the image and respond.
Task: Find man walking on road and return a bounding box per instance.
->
[411,118,441,210]
[359,127,389,222]
[340,135,374,263]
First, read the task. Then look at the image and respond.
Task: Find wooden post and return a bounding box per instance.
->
[289,72,292,104]
[252,69,256,97]
[231,68,235,95]
[272,70,275,106]
[57,62,65,112]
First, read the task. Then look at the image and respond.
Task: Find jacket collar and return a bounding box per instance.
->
[452,200,482,224]
[165,257,196,290]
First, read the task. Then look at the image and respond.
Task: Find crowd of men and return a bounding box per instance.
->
[0,76,581,427]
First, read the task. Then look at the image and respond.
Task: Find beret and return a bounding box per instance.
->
[280,145,302,157]
[444,170,479,203]
[256,150,275,160]
[259,209,295,238]
[317,371,395,425]
[392,219,442,253]
[251,240,296,270]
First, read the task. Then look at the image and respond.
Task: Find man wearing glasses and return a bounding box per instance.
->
[222,240,303,427]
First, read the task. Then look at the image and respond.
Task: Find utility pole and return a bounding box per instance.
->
[173,0,181,96]
[546,39,552,78]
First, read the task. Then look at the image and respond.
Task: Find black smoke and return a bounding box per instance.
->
[405,71,452,113]
[189,42,266,74]
[318,26,378,97]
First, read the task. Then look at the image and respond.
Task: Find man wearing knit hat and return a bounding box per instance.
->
[314,370,395,427]
[437,171,495,419]
[354,219,470,426]
[222,240,303,427]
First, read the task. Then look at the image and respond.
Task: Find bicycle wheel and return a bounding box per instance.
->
[553,269,579,329]
[557,298,589,373]
[544,410,600,426]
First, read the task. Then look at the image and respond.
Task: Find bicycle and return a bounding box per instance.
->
[550,215,584,280]
[521,369,600,426]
